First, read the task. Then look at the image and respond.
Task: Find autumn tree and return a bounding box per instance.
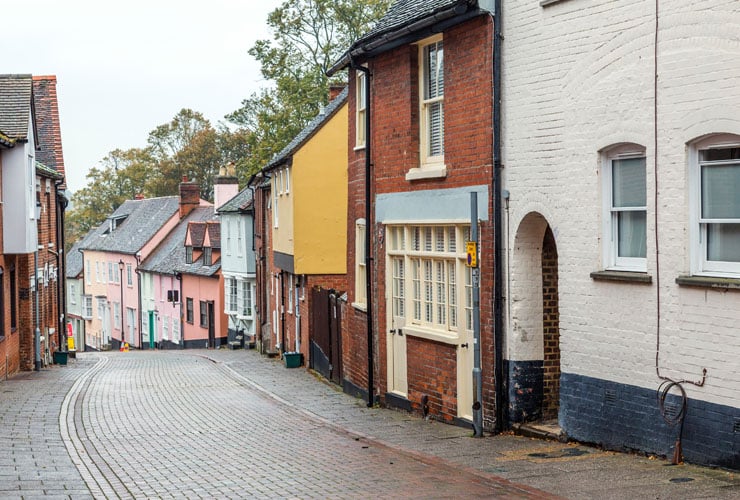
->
[227,0,392,174]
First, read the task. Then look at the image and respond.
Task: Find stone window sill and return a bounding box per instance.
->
[675,275,740,290]
[541,0,568,6]
[352,302,367,313]
[590,270,652,284]
[405,165,447,181]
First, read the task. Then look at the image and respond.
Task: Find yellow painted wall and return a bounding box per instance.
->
[292,102,348,274]
[272,167,294,256]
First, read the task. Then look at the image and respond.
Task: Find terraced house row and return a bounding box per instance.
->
[0,74,69,376]
[65,0,738,470]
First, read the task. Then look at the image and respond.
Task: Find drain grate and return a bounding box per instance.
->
[670,477,694,484]
[528,447,589,459]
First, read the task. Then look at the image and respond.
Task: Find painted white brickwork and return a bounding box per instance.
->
[503,0,740,409]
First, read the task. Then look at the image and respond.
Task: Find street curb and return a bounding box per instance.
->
[202,353,562,499]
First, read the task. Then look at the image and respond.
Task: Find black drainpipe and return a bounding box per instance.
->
[349,57,374,407]
[54,180,67,351]
[492,0,505,433]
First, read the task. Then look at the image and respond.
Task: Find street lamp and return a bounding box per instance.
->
[119,259,125,349]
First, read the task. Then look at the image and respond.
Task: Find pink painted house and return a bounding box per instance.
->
[178,220,225,348]
[138,200,214,349]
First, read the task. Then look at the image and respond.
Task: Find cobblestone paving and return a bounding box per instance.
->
[66,352,544,498]
[1,349,737,499]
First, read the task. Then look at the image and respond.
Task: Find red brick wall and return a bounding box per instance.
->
[406,336,458,421]
[541,227,560,420]
[16,179,63,370]
[342,16,498,427]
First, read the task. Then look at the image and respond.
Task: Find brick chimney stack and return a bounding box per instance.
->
[329,84,346,101]
[179,176,200,218]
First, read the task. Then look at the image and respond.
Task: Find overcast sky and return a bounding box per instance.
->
[3,0,282,193]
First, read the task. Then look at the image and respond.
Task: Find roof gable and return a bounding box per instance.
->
[139,206,216,275]
[266,88,348,171]
[0,74,33,140]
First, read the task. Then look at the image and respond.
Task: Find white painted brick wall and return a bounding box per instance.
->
[503,0,740,408]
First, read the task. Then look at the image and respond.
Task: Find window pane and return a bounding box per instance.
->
[424,42,444,99]
[707,223,740,262]
[428,102,444,157]
[435,227,445,252]
[702,164,740,219]
[612,157,646,208]
[448,261,457,329]
[412,259,421,321]
[617,211,647,258]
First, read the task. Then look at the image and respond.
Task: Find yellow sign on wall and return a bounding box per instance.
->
[466,241,477,267]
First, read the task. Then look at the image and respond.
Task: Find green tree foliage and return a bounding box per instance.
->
[227,0,392,174]
[66,109,253,245]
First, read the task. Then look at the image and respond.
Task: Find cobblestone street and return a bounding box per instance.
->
[0,350,737,499]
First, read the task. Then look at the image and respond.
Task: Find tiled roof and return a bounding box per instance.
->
[217,187,254,213]
[177,256,221,278]
[207,222,221,249]
[360,0,467,43]
[266,87,348,170]
[328,0,484,75]
[80,196,180,254]
[66,230,96,278]
[139,206,216,275]
[36,161,63,180]
[188,221,207,248]
[0,74,33,140]
[32,76,66,181]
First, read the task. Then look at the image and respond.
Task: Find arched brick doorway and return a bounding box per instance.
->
[508,212,560,423]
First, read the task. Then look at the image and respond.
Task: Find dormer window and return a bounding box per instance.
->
[203,247,212,266]
[186,246,193,264]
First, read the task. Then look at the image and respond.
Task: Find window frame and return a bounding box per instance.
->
[185,246,193,264]
[199,300,208,328]
[386,225,471,343]
[355,69,367,149]
[419,35,445,168]
[83,295,93,319]
[186,298,194,324]
[225,277,238,314]
[354,219,367,309]
[601,145,648,272]
[203,247,212,266]
[689,134,740,277]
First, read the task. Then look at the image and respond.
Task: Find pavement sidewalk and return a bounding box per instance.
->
[202,348,739,500]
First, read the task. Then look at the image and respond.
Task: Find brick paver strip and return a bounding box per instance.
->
[69,352,550,498]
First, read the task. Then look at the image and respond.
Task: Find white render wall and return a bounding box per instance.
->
[502,0,740,409]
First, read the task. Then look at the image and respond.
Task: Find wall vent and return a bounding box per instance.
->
[734,418,740,434]
[604,389,617,405]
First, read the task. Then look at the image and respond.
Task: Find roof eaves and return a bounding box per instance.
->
[327,0,480,76]
[265,87,348,171]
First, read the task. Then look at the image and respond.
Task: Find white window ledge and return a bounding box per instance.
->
[402,324,459,345]
[405,165,447,181]
[676,275,740,290]
[353,144,366,152]
[351,302,367,312]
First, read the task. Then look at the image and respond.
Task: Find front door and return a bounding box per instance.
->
[127,308,136,347]
[387,256,408,397]
[207,301,215,348]
[148,311,155,348]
